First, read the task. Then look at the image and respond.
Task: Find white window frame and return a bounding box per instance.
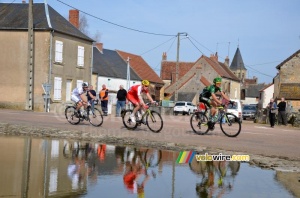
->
[66,80,72,101]
[77,80,83,88]
[55,40,63,63]
[77,46,84,67]
[54,77,62,100]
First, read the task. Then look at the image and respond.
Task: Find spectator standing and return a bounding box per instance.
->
[277,97,287,126]
[99,84,109,116]
[267,98,277,128]
[116,85,127,117]
[87,85,96,111]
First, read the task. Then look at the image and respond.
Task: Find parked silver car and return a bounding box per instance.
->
[242,104,257,120]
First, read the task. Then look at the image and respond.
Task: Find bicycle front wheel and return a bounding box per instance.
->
[122,109,138,130]
[144,149,162,167]
[88,108,103,127]
[190,112,209,135]
[65,106,80,125]
[146,110,163,133]
[220,113,241,137]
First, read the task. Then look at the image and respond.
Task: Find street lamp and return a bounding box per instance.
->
[175,32,188,102]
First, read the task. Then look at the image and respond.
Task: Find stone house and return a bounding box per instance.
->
[0,3,93,112]
[161,52,241,104]
[274,49,300,111]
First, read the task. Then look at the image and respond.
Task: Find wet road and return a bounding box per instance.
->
[0,109,299,161]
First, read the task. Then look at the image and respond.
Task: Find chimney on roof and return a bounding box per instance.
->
[253,76,257,84]
[95,43,103,53]
[22,0,26,3]
[210,52,218,62]
[69,10,79,29]
[162,52,167,61]
[224,56,229,66]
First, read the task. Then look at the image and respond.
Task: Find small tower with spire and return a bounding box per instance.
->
[229,46,247,82]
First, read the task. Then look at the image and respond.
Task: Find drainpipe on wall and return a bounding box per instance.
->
[45,1,53,112]
[47,30,53,112]
[90,44,93,87]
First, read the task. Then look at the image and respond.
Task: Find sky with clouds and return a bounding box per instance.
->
[30,0,300,83]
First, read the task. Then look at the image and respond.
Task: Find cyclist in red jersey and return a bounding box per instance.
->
[126,80,155,123]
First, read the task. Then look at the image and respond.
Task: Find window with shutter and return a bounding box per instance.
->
[77,46,84,67]
[55,41,63,63]
[54,77,62,100]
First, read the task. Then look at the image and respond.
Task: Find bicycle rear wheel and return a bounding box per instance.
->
[88,107,103,127]
[122,109,138,130]
[146,110,163,133]
[220,113,241,137]
[65,106,80,125]
[190,112,209,135]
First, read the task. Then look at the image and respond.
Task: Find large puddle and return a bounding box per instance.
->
[0,136,298,198]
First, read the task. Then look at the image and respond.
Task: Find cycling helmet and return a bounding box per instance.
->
[213,77,222,84]
[142,80,150,86]
[82,82,89,87]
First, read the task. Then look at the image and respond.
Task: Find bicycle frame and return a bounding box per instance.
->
[121,102,163,133]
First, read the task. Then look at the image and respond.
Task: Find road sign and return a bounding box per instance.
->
[42,83,52,94]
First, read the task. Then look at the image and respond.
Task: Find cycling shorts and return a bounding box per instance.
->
[127,93,140,106]
[71,95,82,103]
[199,94,211,108]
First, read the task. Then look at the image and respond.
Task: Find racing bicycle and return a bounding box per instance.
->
[190,101,241,137]
[121,102,163,133]
[65,102,103,127]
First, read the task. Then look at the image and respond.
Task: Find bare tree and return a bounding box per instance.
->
[92,30,102,42]
[79,14,89,35]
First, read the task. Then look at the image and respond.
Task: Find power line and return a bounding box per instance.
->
[186,37,205,55]
[55,0,280,79]
[139,36,177,56]
[247,61,282,67]
[56,0,176,37]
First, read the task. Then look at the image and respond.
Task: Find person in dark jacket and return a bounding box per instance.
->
[277,97,287,126]
[116,85,127,117]
[87,85,96,111]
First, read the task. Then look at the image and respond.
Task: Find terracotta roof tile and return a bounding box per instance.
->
[161,61,195,80]
[203,56,240,82]
[116,50,164,85]
[200,76,210,87]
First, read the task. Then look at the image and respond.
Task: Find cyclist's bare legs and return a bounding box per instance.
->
[210,100,218,117]
[132,103,142,117]
[76,101,88,112]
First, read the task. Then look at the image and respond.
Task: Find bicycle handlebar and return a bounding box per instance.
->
[145,101,158,106]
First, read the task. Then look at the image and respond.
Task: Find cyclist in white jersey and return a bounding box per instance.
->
[71,82,89,115]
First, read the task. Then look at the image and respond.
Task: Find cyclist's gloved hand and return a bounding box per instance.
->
[151,101,158,106]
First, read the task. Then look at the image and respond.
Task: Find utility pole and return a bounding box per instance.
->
[26,0,34,110]
[126,57,131,91]
[175,32,187,102]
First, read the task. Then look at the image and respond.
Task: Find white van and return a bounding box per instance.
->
[226,99,242,122]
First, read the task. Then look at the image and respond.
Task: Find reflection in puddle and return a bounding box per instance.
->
[0,136,297,198]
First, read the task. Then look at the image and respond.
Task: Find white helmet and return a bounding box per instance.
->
[82,82,89,87]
